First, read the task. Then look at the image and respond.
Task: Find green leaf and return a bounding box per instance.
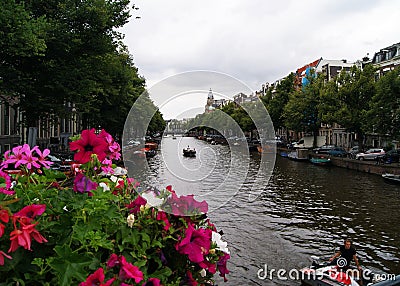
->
[48,245,93,286]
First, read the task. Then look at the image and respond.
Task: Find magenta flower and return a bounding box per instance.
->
[119,255,144,283]
[99,129,121,160]
[126,196,147,214]
[0,170,14,195]
[73,173,98,195]
[107,253,120,268]
[167,193,208,216]
[79,268,115,286]
[156,211,171,231]
[217,253,230,282]
[142,278,161,286]
[70,129,109,164]
[1,145,25,169]
[176,223,212,263]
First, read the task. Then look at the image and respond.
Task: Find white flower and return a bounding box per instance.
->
[141,191,164,207]
[99,182,110,192]
[199,268,207,277]
[212,231,230,254]
[110,175,118,183]
[127,214,135,228]
[63,206,68,212]
[113,167,127,176]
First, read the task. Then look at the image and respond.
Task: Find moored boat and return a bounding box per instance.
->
[309,154,331,165]
[287,149,309,161]
[382,173,400,185]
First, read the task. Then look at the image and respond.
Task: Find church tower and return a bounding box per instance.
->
[205,88,215,113]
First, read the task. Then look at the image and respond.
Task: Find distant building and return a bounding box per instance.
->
[204,89,229,113]
[371,42,400,78]
[233,92,259,105]
[0,96,20,153]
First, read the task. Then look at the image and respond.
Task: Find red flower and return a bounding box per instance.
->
[0,251,12,266]
[14,204,46,220]
[79,268,115,286]
[0,209,10,223]
[0,223,6,237]
[70,129,108,164]
[8,229,30,252]
[176,223,211,263]
[156,211,171,231]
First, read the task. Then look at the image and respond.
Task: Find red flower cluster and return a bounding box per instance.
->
[0,204,47,265]
[69,129,121,167]
[82,254,161,286]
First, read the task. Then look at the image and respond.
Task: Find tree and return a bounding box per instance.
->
[368,67,400,139]
[334,64,376,147]
[283,72,325,147]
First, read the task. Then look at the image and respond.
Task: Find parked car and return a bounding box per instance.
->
[348,146,361,159]
[328,147,348,157]
[355,148,385,161]
[313,145,336,154]
[377,149,400,163]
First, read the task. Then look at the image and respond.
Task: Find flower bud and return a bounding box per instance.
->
[127,214,135,228]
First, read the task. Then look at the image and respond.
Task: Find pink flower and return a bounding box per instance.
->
[1,145,25,169]
[142,278,161,286]
[73,173,98,195]
[176,223,211,263]
[34,147,53,169]
[70,129,109,164]
[99,130,121,160]
[79,268,115,286]
[119,256,144,283]
[16,144,41,170]
[0,251,12,266]
[185,270,198,286]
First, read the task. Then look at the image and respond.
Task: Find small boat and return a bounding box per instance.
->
[382,173,400,184]
[300,259,400,286]
[287,149,309,161]
[183,147,196,157]
[310,154,331,165]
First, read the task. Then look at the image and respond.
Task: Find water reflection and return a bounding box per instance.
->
[137,137,400,285]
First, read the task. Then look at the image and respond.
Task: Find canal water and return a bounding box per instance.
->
[135,137,400,285]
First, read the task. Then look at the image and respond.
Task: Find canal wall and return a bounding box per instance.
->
[278,147,400,176]
[329,157,400,176]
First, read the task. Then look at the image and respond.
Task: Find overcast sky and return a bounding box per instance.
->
[121,0,399,119]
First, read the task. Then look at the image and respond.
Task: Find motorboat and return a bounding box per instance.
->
[309,154,331,166]
[382,173,400,185]
[300,259,400,286]
[183,147,196,157]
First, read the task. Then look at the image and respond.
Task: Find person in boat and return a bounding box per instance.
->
[329,239,362,275]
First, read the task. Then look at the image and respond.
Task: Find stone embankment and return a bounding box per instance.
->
[329,157,400,176]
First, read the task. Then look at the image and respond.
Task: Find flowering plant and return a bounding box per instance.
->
[0,129,230,285]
